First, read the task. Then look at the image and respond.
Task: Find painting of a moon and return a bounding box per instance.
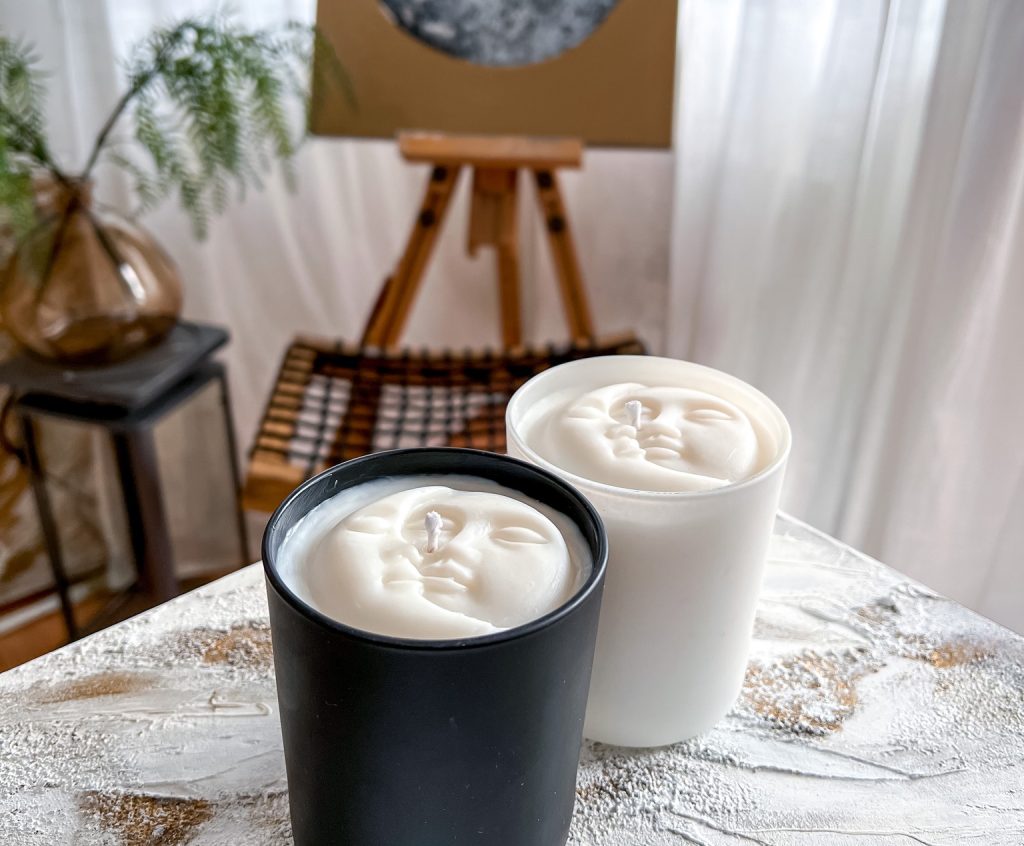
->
[378,1,622,66]
[312,0,678,147]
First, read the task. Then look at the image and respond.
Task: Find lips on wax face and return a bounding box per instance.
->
[532,382,775,492]
[281,479,588,641]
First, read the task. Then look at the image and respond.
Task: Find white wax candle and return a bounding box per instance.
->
[507,356,791,747]
[277,475,590,640]
[520,382,777,492]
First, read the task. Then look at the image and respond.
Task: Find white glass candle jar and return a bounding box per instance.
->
[506,356,791,747]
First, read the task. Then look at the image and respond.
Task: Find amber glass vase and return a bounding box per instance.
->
[0,179,182,366]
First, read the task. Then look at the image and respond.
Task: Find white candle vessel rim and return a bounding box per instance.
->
[505,355,792,501]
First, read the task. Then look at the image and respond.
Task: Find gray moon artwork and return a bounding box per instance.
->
[378,1,622,67]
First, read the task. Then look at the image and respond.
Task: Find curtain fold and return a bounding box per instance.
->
[670,0,1024,630]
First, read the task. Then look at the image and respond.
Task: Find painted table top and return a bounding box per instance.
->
[1,514,1022,845]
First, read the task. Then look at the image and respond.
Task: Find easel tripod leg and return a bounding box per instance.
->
[362,164,462,348]
[533,169,595,343]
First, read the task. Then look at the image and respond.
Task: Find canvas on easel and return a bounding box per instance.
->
[311,0,677,148]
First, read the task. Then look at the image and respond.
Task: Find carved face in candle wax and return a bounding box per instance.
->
[304,486,577,639]
[542,383,774,492]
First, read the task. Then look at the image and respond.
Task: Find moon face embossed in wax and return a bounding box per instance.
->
[523,382,776,492]
[277,475,590,640]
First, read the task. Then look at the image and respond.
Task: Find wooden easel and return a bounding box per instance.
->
[361,133,596,349]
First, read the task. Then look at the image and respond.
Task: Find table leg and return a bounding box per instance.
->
[111,427,179,602]
[19,412,78,640]
[216,368,251,565]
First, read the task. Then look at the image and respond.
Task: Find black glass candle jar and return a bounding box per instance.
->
[263,448,608,846]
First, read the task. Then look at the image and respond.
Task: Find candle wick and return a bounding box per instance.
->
[424,511,443,553]
[626,400,643,430]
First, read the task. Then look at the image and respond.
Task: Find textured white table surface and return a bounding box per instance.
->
[1,514,1022,845]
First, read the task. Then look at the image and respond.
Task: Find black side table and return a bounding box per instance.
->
[0,321,249,640]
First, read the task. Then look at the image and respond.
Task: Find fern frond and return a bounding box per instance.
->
[1,17,345,242]
[0,37,51,237]
[91,14,336,238]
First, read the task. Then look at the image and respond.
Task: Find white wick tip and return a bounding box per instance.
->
[625,400,643,430]
[424,510,443,553]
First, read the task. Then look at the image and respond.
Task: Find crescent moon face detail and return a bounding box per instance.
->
[378,0,622,67]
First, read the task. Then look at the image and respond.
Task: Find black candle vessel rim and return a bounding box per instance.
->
[262,447,608,652]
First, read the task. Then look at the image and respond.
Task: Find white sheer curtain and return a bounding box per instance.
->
[2,0,1021,631]
[670,0,1024,630]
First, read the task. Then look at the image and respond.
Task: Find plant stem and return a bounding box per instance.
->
[32,196,77,308]
[79,73,152,180]
[80,24,184,179]
[84,204,139,303]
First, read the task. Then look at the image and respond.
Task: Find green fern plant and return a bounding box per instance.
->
[0,14,348,240]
